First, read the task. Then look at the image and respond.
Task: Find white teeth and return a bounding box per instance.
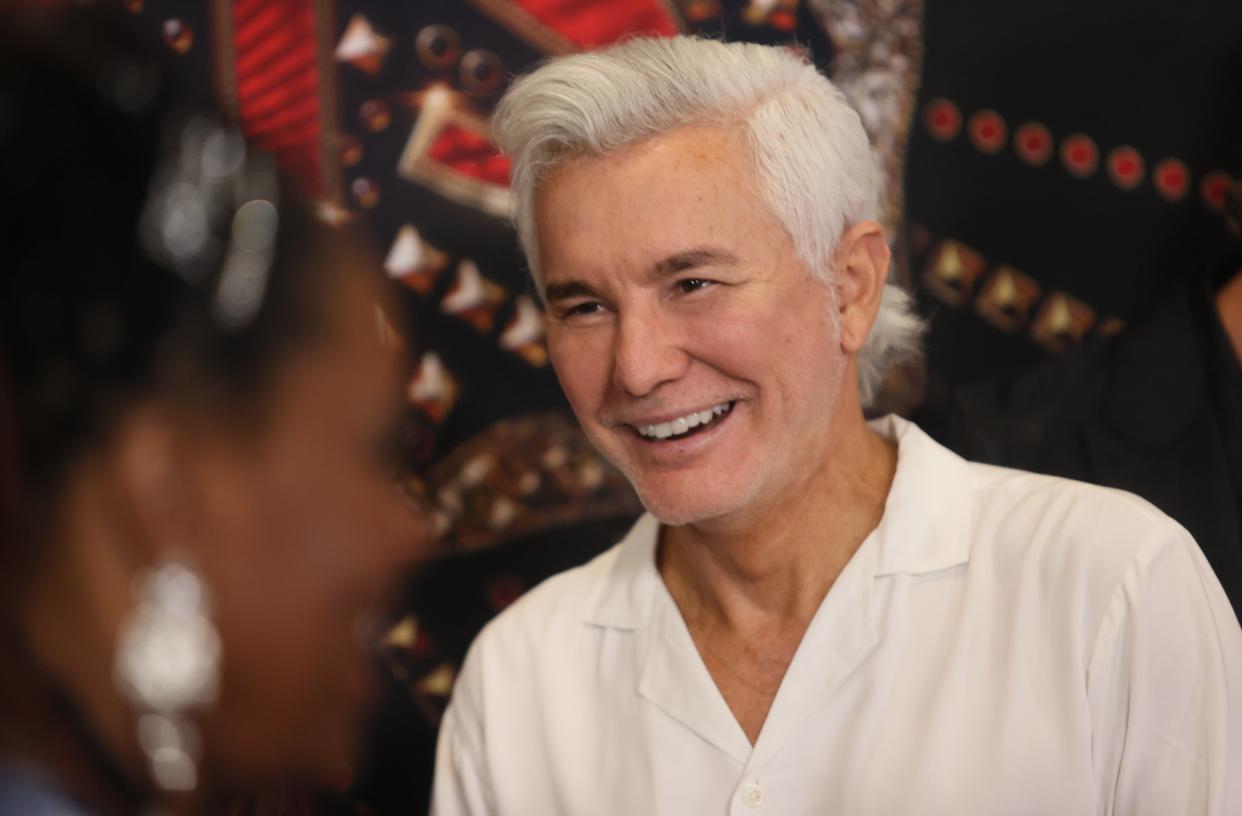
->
[635,402,732,440]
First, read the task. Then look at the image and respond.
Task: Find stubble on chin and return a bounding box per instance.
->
[625,468,748,529]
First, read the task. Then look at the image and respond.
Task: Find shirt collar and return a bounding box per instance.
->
[869,414,974,576]
[585,512,663,629]
[583,415,975,628]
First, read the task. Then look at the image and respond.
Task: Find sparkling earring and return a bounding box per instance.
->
[113,554,221,793]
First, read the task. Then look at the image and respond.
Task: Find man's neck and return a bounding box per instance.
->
[658,410,897,631]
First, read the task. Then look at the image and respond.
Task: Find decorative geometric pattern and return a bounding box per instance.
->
[1060,133,1098,179]
[924,98,961,142]
[920,95,1238,210]
[396,86,511,219]
[1107,145,1145,191]
[1030,291,1097,353]
[975,266,1042,334]
[421,412,642,553]
[214,0,341,203]
[1153,158,1191,202]
[384,224,449,295]
[1013,122,1053,166]
[334,14,392,76]
[406,352,460,425]
[467,0,680,53]
[968,109,1007,155]
[917,227,1122,352]
[922,238,986,307]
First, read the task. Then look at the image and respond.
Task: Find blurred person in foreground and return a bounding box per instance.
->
[431,37,1242,815]
[0,9,418,815]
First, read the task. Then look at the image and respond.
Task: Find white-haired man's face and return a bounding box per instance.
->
[537,124,854,527]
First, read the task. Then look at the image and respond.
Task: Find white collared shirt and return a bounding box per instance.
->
[431,417,1242,816]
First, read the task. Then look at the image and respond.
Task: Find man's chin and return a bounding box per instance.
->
[633,484,743,529]
[609,451,756,528]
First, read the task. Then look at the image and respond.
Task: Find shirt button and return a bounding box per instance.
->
[740,782,764,808]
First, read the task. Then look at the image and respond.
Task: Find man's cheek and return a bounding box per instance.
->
[554,353,608,405]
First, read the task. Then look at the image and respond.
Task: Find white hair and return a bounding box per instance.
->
[492,36,923,406]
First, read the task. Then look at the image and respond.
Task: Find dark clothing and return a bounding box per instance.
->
[907,0,1242,388]
[0,765,92,816]
[925,266,1242,621]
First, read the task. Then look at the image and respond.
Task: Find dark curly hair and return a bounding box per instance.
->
[0,6,369,579]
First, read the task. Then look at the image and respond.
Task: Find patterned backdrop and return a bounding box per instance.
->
[98,1,1242,812]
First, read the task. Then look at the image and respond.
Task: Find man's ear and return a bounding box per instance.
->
[832,221,891,354]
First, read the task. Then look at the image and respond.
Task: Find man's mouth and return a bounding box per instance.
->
[631,401,735,442]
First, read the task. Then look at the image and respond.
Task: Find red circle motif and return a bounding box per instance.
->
[925,99,961,142]
[1013,122,1053,166]
[1201,171,1234,212]
[1153,158,1190,202]
[968,110,1007,155]
[1060,134,1098,179]
[1106,146,1145,191]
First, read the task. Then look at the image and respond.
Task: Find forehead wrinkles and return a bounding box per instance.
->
[537,126,773,272]
[540,124,759,213]
[537,142,810,316]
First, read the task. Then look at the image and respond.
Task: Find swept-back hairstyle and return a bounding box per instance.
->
[492,36,923,406]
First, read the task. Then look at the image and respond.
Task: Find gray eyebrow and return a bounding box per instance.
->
[652,246,738,279]
[543,279,599,304]
[542,245,738,304]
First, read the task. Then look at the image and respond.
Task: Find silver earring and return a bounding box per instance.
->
[113,553,221,793]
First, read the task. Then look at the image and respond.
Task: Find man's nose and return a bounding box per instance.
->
[611,307,689,398]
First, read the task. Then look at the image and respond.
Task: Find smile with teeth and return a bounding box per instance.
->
[635,402,734,440]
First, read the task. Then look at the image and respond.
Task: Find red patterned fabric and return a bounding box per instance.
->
[230,0,326,196]
[511,0,678,47]
[427,125,511,187]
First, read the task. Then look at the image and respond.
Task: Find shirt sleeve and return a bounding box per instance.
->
[1087,527,1242,815]
[430,645,496,816]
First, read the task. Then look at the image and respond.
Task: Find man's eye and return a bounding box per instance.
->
[565,301,604,317]
[677,278,714,294]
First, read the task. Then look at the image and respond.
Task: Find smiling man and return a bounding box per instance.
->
[430,37,1242,815]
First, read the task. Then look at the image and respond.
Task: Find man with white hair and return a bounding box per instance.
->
[431,36,1242,815]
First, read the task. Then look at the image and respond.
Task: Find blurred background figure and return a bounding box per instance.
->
[0,6,422,814]
[928,231,1242,621]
